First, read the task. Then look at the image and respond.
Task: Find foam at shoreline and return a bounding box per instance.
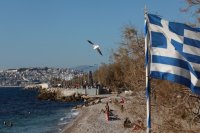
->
[59,108,81,132]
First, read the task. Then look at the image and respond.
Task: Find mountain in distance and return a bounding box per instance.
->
[71,65,98,73]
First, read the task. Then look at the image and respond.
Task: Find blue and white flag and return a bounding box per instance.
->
[146,14,200,95]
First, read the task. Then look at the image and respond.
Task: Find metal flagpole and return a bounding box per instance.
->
[144,7,151,133]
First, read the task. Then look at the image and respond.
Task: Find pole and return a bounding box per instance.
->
[145,7,151,133]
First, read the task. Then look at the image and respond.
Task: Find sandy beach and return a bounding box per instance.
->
[61,94,146,133]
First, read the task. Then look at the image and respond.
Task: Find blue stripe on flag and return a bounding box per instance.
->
[169,22,185,36]
[197,71,200,79]
[170,39,200,65]
[152,55,200,78]
[145,20,147,36]
[151,71,200,95]
[152,55,189,70]
[151,32,167,48]
[185,25,200,33]
[148,14,162,27]
[171,39,183,51]
[184,37,200,48]
[170,40,200,64]
[145,49,149,67]
[183,53,200,64]
[145,20,148,67]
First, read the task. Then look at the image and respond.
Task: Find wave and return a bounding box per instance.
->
[58,108,79,128]
[71,109,79,116]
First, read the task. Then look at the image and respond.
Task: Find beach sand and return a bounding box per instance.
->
[61,94,146,133]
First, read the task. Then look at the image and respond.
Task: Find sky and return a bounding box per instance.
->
[0,0,196,69]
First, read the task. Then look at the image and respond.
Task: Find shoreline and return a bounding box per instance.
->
[61,108,84,133]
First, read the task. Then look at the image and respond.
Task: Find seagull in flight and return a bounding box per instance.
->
[87,40,103,56]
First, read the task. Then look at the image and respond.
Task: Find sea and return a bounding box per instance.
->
[0,87,81,133]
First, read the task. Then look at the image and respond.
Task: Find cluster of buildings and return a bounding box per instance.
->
[0,67,83,87]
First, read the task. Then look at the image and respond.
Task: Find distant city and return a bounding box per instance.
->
[0,65,97,87]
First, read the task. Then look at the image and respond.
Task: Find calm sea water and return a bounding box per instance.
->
[0,87,81,133]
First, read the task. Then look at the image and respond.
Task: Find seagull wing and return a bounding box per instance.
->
[87,40,94,45]
[96,48,103,56]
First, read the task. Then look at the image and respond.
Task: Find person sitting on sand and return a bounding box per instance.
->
[120,97,124,112]
[84,99,88,106]
[105,102,110,112]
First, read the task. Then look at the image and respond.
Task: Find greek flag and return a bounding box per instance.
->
[146,14,200,95]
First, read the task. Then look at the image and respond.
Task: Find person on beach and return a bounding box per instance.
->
[120,97,124,112]
[84,99,88,106]
[105,102,110,121]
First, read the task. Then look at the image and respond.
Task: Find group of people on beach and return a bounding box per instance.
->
[104,97,144,131]
[104,97,125,121]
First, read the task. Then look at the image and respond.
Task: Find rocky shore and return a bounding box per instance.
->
[37,88,83,102]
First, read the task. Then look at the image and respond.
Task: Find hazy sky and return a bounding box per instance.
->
[0,0,196,69]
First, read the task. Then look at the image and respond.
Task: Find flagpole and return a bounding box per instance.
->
[144,7,151,133]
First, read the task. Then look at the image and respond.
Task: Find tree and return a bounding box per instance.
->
[183,0,200,23]
[93,25,145,92]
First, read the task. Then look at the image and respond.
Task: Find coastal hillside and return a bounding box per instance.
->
[70,65,98,73]
[0,67,83,87]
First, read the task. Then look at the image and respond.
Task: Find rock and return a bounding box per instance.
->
[123,117,132,128]
[37,91,56,100]
[94,99,101,104]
